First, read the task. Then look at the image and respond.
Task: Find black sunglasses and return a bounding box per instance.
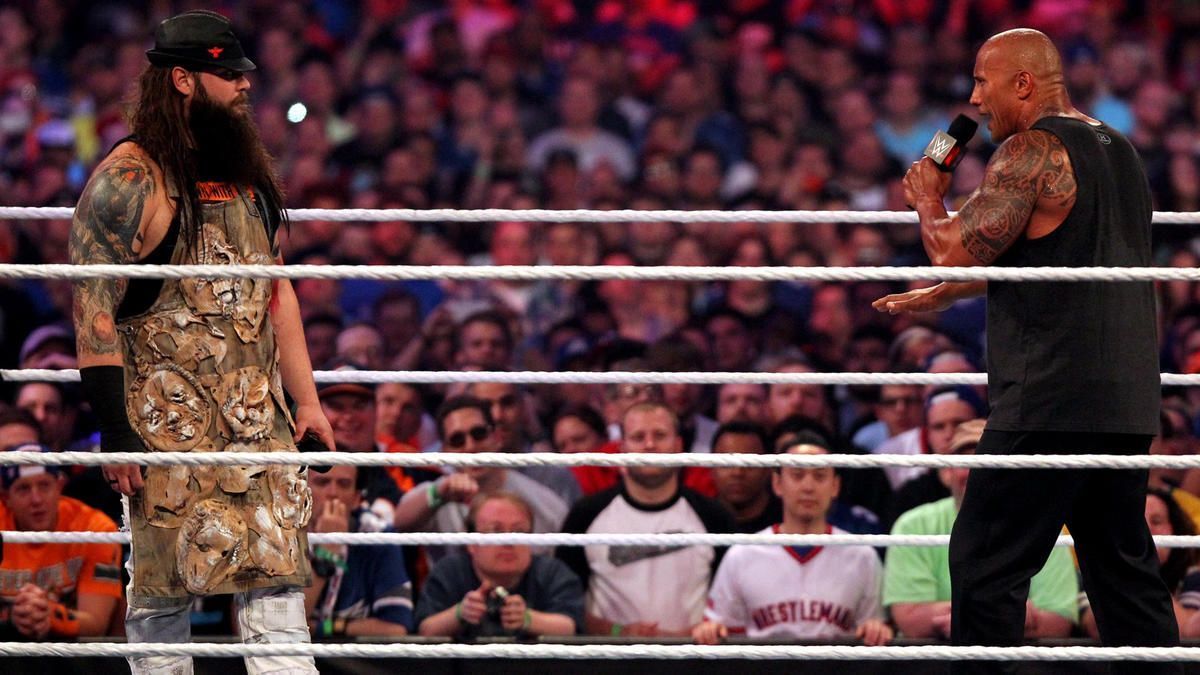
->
[446,425,490,449]
[195,67,245,82]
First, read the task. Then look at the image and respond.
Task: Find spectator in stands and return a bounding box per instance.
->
[17,324,75,371]
[647,335,719,454]
[376,382,437,454]
[526,75,636,182]
[694,432,891,645]
[317,360,402,530]
[302,313,342,374]
[454,309,514,370]
[772,417,885,535]
[851,383,924,453]
[0,408,40,450]
[372,289,423,363]
[305,464,413,637]
[705,309,758,375]
[416,492,584,638]
[335,323,385,370]
[715,383,769,426]
[0,443,121,639]
[883,420,1078,638]
[557,402,735,637]
[551,404,616,497]
[14,382,75,451]
[711,422,780,533]
[466,381,581,505]
[394,396,568,565]
[874,386,986,495]
[763,352,834,433]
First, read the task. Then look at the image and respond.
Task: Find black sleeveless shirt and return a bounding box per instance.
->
[985,116,1159,435]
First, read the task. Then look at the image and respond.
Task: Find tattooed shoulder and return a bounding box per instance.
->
[957,130,1074,264]
[70,151,159,264]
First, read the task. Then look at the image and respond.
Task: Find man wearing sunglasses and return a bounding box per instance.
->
[465,381,581,506]
[70,10,333,675]
[393,396,568,567]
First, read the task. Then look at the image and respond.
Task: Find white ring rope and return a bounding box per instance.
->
[6,369,997,385]
[5,206,1200,225]
[3,451,1200,470]
[6,263,1200,282]
[7,369,1200,387]
[0,641,1198,661]
[7,530,1200,549]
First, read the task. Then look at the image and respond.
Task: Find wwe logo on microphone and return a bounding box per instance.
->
[924,131,958,165]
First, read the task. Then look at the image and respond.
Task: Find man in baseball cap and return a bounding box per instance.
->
[0,443,122,639]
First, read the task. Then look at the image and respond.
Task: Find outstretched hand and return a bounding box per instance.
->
[872,283,956,315]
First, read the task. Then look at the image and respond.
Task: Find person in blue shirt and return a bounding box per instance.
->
[304,464,413,637]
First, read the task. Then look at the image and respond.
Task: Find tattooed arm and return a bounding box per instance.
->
[912,129,1075,266]
[70,149,160,494]
[69,151,158,365]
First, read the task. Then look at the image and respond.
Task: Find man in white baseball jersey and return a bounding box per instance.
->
[693,432,892,645]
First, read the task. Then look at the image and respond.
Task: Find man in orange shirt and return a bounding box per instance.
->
[0,442,121,639]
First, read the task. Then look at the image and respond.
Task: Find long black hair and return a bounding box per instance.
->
[127,66,288,254]
[1147,487,1200,592]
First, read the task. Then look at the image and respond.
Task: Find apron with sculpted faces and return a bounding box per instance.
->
[119,180,311,602]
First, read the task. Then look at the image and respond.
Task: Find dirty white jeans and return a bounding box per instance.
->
[125,586,316,675]
[122,500,316,675]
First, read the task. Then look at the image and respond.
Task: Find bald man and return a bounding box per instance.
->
[875,29,1178,673]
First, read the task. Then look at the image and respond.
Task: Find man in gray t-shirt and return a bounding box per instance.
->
[393,395,568,566]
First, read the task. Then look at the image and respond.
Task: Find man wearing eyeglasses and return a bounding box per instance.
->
[415,492,583,639]
[851,384,925,453]
[393,396,568,567]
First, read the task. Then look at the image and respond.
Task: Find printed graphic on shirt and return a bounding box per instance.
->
[608,534,688,567]
[749,598,855,632]
[197,182,255,203]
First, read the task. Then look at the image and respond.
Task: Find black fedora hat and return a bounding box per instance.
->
[146,10,256,73]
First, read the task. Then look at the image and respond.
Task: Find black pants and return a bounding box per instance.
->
[948,430,1180,675]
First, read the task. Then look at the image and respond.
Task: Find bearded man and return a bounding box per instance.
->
[69,11,334,675]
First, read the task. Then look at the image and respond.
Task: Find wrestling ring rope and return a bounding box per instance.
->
[2,205,1200,664]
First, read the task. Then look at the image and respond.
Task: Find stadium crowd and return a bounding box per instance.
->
[2,0,1200,644]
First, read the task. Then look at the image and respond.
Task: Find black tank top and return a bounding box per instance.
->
[106,135,181,320]
[985,116,1159,435]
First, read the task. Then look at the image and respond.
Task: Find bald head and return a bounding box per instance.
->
[980,29,1064,85]
[972,28,1075,141]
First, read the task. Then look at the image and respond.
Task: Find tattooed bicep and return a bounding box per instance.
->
[69,154,157,265]
[956,130,1071,264]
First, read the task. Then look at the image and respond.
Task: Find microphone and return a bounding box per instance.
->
[923,114,978,172]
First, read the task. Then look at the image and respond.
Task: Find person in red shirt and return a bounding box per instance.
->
[0,443,122,639]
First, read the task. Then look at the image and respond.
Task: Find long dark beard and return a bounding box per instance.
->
[189,83,273,186]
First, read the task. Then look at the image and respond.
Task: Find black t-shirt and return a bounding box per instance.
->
[733,495,783,534]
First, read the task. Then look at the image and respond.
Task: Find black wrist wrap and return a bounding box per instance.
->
[79,365,142,453]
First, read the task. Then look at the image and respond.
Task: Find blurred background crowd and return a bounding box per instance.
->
[3,0,1200,646]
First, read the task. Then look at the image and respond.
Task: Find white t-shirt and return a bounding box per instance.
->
[704,525,884,639]
[559,487,734,632]
[873,427,928,491]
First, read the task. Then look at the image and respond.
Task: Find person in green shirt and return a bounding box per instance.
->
[883,419,1078,638]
